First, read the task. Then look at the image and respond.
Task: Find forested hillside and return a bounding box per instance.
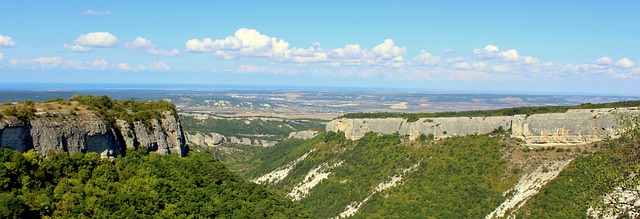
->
[0,148,310,218]
[245,112,640,218]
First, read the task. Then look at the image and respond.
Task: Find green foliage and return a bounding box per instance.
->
[71,95,176,126]
[0,148,311,218]
[247,136,323,179]
[341,100,640,119]
[181,116,325,141]
[255,132,515,218]
[2,105,35,121]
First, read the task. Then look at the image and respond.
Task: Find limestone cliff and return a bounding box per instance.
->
[185,131,278,148]
[0,111,186,158]
[327,107,640,145]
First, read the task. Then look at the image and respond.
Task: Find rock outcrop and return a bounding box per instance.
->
[288,130,318,140]
[327,107,640,146]
[0,111,186,158]
[185,131,278,148]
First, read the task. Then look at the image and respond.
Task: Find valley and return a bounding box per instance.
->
[1,89,640,218]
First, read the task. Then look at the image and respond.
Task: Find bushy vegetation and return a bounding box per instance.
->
[251,132,516,218]
[70,95,176,127]
[181,116,324,140]
[0,147,310,218]
[0,100,36,121]
[341,100,640,120]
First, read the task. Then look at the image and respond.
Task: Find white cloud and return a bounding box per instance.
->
[0,34,16,47]
[125,37,154,49]
[447,70,491,80]
[125,37,179,56]
[64,32,119,52]
[372,39,406,59]
[412,50,440,66]
[290,47,327,63]
[74,32,119,47]
[615,57,634,68]
[453,62,470,69]
[185,28,289,59]
[147,48,179,56]
[560,57,640,79]
[473,44,544,66]
[80,9,112,16]
[186,28,408,67]
[63,43,91,52]
[149,61,171,71]
[596,57,612,65]
[0,53,4,60]
[63,59,109,70]
[492,65,511,73]
[238,65,261,72]
[472,62,487,70]
[9,57,63,68]
[500,49,520,61]
[118,63,133,71]
[444,56,465,63]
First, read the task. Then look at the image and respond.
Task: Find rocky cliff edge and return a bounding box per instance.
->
[0,111,186,158]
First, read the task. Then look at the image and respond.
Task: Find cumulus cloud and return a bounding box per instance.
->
[412,50,440,66]
[453,62,470,69]
[125,37,179,56]
[186,28,408,67]
[473,44,545,66]
[125,37,154,49]
[80,9,112,16]
[596,57,612,65]
[472,62,487,70]
[0,34,16,47]
[185,28,289,59]
[64,32,119,52]
[372,39,407,59]
[75,32,119,47]
[615,57,634,68]
[560,57,639,79]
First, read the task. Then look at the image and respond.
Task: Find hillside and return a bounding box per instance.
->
[0,147,311,218]
[245,111,640,218]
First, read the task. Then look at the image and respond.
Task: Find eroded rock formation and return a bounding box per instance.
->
[327,107,639,146]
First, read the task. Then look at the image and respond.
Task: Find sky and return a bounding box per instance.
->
[0,1,639,95]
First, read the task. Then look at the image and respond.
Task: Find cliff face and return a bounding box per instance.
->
[185,131,278,148]
[327,107,639,145]
[0,111,186,158]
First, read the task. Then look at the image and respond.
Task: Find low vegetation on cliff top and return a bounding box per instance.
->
[1,95,177,127]
[341,100,640,121]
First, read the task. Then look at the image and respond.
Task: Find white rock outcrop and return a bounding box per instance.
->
[327,107,639,146]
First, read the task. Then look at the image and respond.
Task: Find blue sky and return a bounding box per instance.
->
[0,1,639,95]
